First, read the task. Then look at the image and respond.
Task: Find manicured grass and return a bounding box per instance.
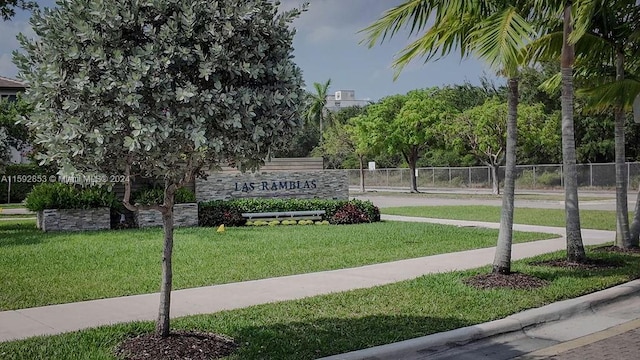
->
[0,220,554,310]
[1,250,638,360]
[382,205,628,231]
[0,204,27,209]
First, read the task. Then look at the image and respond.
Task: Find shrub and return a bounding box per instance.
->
[330,203,370,225]
[131,186,196,205]
[25,182,120,211]
[198,198,380,226]
[198,200,246,227]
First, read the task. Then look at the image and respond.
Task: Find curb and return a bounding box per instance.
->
[317,279,640,360]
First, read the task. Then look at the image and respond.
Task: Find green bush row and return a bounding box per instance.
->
[198,198,380,227]
[24,183,121,212]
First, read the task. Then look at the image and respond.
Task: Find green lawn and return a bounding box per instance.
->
[382,205,627,231]
[0,203,27,209]
[1,250,638,360]
[0,219,554,310]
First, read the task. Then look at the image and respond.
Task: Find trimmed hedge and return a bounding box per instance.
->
[199,198,380,227]
[0,164,51,203]
[24,182,121,212]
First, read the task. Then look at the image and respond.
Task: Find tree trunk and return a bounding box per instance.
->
[408,152,419,193]
[614,51,631,248]
[490,163,500,195]
[561,3,586,262]
[156,183,176,337]
[492,77,518,275]
[630,185,640,246]
[359,154,366,193]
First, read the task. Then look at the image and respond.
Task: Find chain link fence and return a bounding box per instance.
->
[347,162,640,190]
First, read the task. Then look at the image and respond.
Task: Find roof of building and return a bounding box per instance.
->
[0,76,27,89]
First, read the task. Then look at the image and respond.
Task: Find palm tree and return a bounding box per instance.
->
[306,79,332,143]
[572,0,640,248]
[559,2,587,262]
[527,0,588,262]
[362,1,534,274]
[530,0,640,251]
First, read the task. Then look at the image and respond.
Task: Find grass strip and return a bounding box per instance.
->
[0,220,554,310]
[382,205,627,231]
[0,250,638,359]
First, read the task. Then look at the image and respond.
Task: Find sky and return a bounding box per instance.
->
[0,0,496,101]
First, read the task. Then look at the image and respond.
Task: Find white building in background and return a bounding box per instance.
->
[325,90,370,112]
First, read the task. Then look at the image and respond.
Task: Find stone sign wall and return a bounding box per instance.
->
[37,207,111,232]
[135,203,198,228]
[195,170,348,202]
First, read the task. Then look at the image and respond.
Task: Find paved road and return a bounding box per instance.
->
[351,191,635,212]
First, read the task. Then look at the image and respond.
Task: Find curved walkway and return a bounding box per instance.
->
[0,215,614,343]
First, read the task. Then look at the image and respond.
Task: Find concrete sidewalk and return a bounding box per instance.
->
[321,280,640,360]
[0,215,615,343]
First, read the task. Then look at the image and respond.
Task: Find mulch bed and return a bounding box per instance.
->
[115,331,237,360]
[530,257,623,270]
[463,272,550,290]
[591,245,640,255]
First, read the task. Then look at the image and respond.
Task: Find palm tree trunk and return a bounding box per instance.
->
[614,50,631,248]
[561,3,586,262]
[156,183,176,337]
[492,77,518,274]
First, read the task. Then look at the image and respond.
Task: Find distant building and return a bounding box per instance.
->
[325,90,370,112]
[0,76,26,101]
[0,76,29,164]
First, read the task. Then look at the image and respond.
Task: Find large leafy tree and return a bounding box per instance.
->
[0,0,36,20]
[0,127,9,170]
[443,98,560,195]
[15,0,306,337]
[0,96,31,150]
[363,0,534,274]
[367,89,455,193]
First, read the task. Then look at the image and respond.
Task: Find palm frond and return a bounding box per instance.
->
[571,0,600,43]
[391,11,475,77]
[577,78,640,112]
[538,71,562,94]
[359,0,438,47]
[525,32,562,63]
[469,6,532,76]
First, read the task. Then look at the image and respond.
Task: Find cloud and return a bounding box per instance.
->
[0,19,34,77]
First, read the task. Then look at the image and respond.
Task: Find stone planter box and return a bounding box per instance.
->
[135,203,198,228]
[36,207,111,232]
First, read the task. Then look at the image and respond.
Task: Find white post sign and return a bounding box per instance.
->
[368,161,376,171]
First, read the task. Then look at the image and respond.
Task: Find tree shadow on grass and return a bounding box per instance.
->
[0,222,43,247]
[226,315,473,360]
[523,252,640,282]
